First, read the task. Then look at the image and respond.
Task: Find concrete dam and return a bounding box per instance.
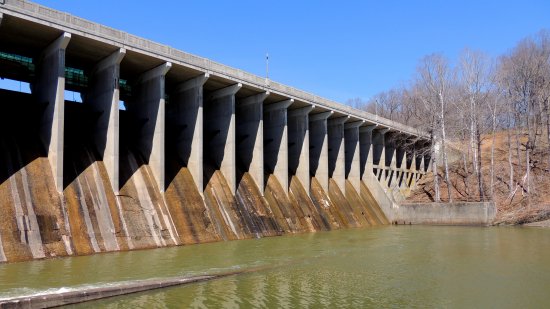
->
[0,1,430,263]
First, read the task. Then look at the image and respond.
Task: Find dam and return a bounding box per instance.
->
[0,0,430,264]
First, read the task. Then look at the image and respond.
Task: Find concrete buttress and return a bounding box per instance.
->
[309,111,333,193]
[170,73,209,193]
[288,105,314,195]
[34,32,71,193]
[86,48,125,194]
[264,99,293,194]
[204,83,241,195]
[384,132,397,188]
[328,116,349,195]
[344,121,364,194]
[359,125,376,181]
[372,128,389,184]
[236,91,269,194]
[127,62,171,192]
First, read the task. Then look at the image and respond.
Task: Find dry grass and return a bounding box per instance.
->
[408,130,550,225]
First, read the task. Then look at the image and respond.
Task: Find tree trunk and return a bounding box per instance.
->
[507,125,514,195]
[470,98,479,200]
[476,128,484,200]
[490,109,497,198]
[439,93,453,202]
[431,136,440,202]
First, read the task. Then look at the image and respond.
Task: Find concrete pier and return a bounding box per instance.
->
[204,83,242,194]
[126,62,171,192]
[328,116,349,194]
[86,48,125,193]
[169,73,209,193]
[384,132,397,188]
[344,121,364,193]
[372,128,389,183]
[264,99,293,193]
[309,111,333,193]
[288,106,314,194]
[236,91,269,193]
[359,125,376,182]
[34,32,71,193]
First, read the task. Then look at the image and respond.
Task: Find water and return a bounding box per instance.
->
[0,226,548,308]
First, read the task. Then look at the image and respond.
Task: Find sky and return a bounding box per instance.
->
[25,1,550,103]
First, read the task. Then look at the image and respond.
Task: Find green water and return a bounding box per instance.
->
[1,226,549,308]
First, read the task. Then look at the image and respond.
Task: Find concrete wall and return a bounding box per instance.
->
[393,202,497,226]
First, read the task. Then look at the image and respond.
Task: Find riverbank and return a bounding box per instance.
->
[407,131,550,226]
[524,219,550,227]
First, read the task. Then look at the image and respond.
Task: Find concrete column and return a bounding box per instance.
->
[288,105,314,195]
[424,154,433,173]
[34,32,71,193]
[408,151,417,187]
[0,13,3,26]
[86,48,125,193]
[328,116,349,194]
[359,125,376,180]
[344,121,364,193]
[397,147,409,188]
[127,62,171,192]
[309,111,333,193]
[424,155,428,173]
[236,91,269,194]
[170,73,209,193]
[372,128,389,182]
[205,83,241,195]
[384,133,397,188]
[385,133,397,168]
[264,99,293,193]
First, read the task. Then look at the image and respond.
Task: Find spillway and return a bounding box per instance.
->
[0,89,396,263]
[0,0,430,263]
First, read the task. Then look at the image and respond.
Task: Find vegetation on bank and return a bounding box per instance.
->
[348,30,550,224]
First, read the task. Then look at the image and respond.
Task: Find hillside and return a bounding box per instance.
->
[407,131,550,225]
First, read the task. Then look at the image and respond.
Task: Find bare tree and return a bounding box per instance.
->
[498,32,550,199]
[415,54,454,202]
[459,48,493,200]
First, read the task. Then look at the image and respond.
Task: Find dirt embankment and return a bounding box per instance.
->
[407,131,550,226]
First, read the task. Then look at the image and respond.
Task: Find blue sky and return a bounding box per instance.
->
[29,1,550,103]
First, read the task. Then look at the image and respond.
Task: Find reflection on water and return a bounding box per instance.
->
[1,226,549,308]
